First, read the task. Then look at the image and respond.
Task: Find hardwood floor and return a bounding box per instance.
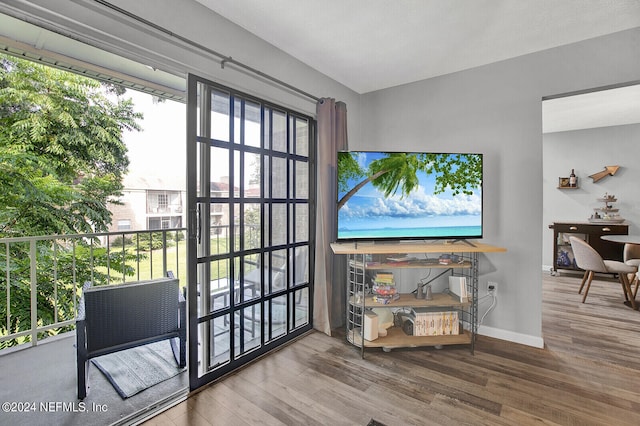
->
[145,272,640,426]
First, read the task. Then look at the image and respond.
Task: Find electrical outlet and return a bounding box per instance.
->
[488,281,498,294]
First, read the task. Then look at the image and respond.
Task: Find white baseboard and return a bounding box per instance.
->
[478,325,545,348]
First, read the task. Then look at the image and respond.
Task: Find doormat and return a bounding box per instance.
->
[92,339,185,399]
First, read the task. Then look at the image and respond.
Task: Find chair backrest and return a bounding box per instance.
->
[266,249,308,288]
[82,277,180,353]
[623,243,640,263]
[569,236,607,273]
[292,247,308,285]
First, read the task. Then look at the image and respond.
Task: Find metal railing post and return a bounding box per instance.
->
[5,243,10,336]
[162,230,168,277]
[30,239,37,347]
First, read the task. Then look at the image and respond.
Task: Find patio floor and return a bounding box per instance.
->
[0,333,188,426]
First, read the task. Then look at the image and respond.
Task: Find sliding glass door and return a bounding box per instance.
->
[186,74,315,389]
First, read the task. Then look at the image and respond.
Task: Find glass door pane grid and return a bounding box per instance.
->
[189,75,314,386]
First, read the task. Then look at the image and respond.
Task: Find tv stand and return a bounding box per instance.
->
[449,239,476,247]
[331,242,506,357]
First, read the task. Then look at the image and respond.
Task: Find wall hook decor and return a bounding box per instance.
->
[589,165,620,183]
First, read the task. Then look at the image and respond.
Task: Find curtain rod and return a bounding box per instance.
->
[93,0,320,103]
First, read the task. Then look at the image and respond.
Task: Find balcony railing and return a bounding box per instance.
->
[0,228,187,351]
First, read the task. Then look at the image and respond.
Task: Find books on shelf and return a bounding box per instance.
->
[373,271,395,284]
[372,271,397,304]
[411,308,459,336]
[386,255,419,263]
[372,293,400,304]
[448,276,469,303]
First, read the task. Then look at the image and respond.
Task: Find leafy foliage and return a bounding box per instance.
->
[0,53,142,236]
[337,151,364,194]
[0,239,140,349]
[337,152,483,209]
[0,54,144,347]
[136,231,176,251]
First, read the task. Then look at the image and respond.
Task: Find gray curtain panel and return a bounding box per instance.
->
[314,98,348,335]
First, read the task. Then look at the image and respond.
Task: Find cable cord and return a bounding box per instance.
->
[479,291,497,325]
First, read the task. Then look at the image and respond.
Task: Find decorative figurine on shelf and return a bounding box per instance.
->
[589,193,624,223]
[416,282,433,300]
[424,283,433,300]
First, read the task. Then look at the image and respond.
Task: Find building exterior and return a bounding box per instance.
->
[109,176,186,232]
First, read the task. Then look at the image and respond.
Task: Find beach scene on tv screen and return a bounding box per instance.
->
[337,152,482,240]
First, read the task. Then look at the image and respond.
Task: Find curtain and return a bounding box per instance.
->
[314,98,348,336]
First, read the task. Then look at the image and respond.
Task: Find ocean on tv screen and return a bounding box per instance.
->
[337,224,482,240]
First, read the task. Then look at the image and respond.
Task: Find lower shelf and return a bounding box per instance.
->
[347,326,472,350]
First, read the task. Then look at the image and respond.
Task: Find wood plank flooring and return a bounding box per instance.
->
[144,272,640,426]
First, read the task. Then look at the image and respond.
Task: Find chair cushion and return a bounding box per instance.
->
[603,260,637,274]
[625,258,640,268]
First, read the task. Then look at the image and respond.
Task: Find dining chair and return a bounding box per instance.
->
[569,236,638,309]
[623,243,640,299]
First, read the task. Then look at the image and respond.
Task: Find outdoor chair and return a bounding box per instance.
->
[239,250,308,335]
[76,277,186,399]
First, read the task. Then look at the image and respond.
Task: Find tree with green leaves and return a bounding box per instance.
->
[0,53,142,236]
[337,152,482,210]
[0,54,143,348]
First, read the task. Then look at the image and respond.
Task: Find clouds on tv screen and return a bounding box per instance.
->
[340,186,481,219]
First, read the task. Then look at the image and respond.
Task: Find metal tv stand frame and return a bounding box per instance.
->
[331,241,506,358]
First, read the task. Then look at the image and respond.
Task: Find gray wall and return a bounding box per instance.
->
[543,123,640,269]
[359,28,640,345]
[3,0,640,345]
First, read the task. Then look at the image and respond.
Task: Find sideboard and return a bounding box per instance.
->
[548,221,628,274]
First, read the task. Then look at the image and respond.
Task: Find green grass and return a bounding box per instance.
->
[135,240,188,287]
[104,234,259,290]
[93,240,188,288]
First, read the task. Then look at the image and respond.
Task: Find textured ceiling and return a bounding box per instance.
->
[196,0,640,94]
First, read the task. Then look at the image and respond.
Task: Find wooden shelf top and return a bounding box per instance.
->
[331,241,506,255]
[350,292,470,308]
[352,260,473,270]
[348,327,472,349]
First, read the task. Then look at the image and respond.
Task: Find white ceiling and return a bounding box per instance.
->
[196,0,640,94]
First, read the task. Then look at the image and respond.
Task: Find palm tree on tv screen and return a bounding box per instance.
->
[337,152,482,210]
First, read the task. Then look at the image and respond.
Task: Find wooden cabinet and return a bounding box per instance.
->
[549,221,628,274]
[331,242,506,357]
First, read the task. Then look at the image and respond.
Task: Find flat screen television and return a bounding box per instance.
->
[336,151,483,242]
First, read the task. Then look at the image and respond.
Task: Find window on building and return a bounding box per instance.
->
[148,216,182,230]
[147,190,182,214]
[157,193,168,210]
